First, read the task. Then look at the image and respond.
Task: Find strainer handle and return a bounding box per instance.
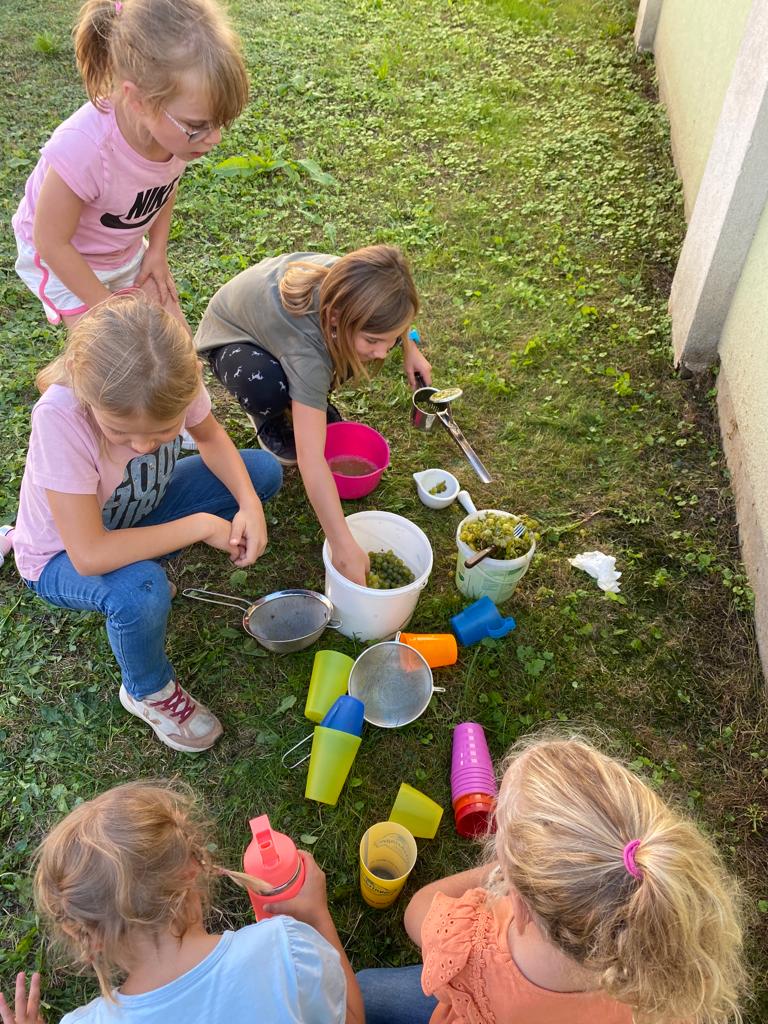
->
[182,588,252,613]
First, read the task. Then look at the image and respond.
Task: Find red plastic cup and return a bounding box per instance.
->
[453,792,496,838]
[324,422,390,499]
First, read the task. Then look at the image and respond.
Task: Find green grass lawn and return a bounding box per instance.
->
[1,0,766,1018]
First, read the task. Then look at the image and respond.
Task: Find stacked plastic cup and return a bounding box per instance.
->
[451,722,497,837]
[305,695,364,806]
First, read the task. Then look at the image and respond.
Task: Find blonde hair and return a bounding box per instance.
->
[74,0,248,125]
[36,294,201,423]
[487,734,747,1024]
[279,245,419,387]
[34,781,269,1000]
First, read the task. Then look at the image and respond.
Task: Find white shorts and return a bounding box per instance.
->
[14,238,147,325]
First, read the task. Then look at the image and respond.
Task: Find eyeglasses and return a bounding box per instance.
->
[162,108,218,144]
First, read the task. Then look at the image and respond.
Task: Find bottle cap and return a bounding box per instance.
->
[243,815,302,895]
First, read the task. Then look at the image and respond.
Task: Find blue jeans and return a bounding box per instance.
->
[27,450,282,699]
[356,965,437,1024]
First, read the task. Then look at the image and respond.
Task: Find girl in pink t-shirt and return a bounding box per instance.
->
[9,295,282,753]
[358,735,747,1024]
[12,0,248,329]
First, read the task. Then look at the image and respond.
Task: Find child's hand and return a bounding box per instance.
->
[265,851,330,930]
[228,506,268,566]
[0,972,43,1024]
[332,539,370,586]
[136,248,179,309]
[403,345,432,389]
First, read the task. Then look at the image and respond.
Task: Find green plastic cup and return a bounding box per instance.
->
[388,783,444,839]
[305,726,361,805]
[304,650,355,723]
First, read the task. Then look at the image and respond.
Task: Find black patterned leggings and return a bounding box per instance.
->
[207,344,291,422]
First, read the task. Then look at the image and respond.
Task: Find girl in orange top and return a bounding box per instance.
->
[357,734,747,1024]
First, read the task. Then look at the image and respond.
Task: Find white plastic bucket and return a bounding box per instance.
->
[323,511,433,641]
[454,492,535,604]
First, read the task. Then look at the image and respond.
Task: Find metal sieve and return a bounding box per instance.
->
[348,641,445,728]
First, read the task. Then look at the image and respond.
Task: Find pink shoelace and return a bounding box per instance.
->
[150,682,195,723]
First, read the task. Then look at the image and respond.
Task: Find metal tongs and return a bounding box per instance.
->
[411,373,492,484]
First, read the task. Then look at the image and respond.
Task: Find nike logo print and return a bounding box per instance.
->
[100,210,160,229]
[99,176,181,231]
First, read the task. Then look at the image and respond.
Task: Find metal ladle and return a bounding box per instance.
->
[411,374,492,484]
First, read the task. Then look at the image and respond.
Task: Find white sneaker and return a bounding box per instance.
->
[119,680,223,752]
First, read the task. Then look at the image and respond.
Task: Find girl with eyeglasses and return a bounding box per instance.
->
[195,245,432,585]
[12,0,247,331]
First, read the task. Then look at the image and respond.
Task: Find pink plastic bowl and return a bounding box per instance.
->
[324,421,390,499]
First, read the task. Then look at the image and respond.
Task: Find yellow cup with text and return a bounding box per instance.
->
[359,821,417,908]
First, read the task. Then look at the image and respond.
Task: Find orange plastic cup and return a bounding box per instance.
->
[453,792,495,838]
[398,632,458,668]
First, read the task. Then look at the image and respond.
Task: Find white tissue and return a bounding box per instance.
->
[568,551,622,593]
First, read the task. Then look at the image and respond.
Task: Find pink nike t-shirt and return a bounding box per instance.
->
[14,384,211,581]
[12,102,186,270]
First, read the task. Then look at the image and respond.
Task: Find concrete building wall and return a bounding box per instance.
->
[653,0,751,215]
[717,202,768,669]
[645,0,768,678]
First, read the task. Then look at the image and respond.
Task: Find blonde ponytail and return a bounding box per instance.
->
[490,734,747,1024]
[34,780,269,1000]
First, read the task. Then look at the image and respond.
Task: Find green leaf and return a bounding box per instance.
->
[299,833,318,845]
[213,155,256,177]
[275,694,297,715]
[296,158,337,186]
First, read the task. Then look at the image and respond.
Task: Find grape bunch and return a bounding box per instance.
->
[459,512,537,559]
[366,550,416,589]
[429,480,447,495]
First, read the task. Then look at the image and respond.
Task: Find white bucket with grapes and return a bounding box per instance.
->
[455,492,536,604]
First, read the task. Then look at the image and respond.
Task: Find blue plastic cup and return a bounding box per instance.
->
[450,596,516,647]
[320,695,365,736]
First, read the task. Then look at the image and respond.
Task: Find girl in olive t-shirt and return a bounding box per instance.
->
[195,245,432,586]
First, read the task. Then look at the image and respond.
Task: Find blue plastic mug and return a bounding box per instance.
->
[320,695,365,736]
[450,596,516,647]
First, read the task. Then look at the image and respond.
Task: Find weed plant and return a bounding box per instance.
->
[0,0,766,1017]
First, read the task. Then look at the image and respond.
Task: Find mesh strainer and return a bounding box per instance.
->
[348,641,445,728]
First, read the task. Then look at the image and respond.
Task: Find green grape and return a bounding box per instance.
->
[459,511,539,559]
[366,550,416,589]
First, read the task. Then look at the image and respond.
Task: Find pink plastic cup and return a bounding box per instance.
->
[324,422,390,499]
[451,723,497,804]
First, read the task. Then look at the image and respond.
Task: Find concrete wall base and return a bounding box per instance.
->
[716,368,768,684]
[634,0,663,52]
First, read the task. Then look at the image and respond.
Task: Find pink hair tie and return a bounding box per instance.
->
[114,1,123,12]
[623,839,643,880]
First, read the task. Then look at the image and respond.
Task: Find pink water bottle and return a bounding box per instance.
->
[243,814,306,921]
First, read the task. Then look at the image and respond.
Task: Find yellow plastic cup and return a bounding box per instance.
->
[304,650,355,723]
[305,726,361,805]
[388,783,444,839]
[359,821,417,908]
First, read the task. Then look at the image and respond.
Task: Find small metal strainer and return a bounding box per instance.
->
[183,588,341,654]
[348,641,446,728]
